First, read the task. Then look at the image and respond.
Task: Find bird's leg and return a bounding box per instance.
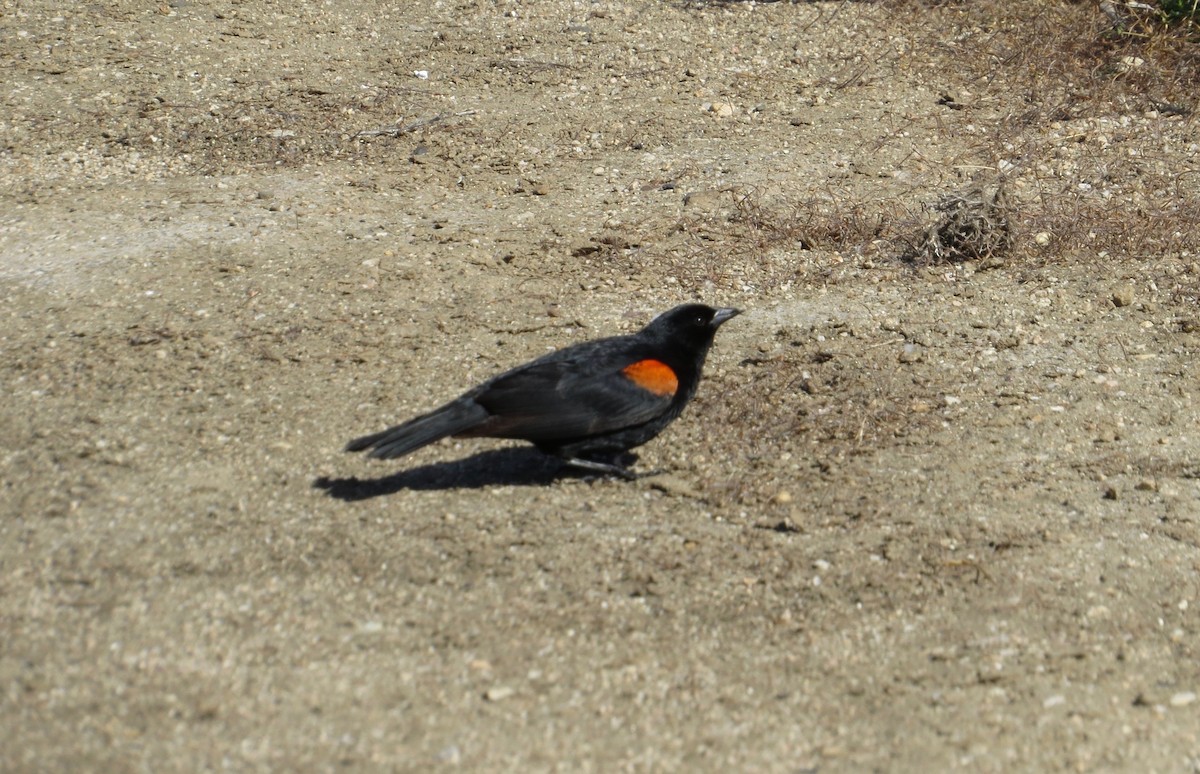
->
[562,457,639,480]
[559,448,657,480]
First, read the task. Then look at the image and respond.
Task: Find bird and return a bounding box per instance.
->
[345,303,740,479]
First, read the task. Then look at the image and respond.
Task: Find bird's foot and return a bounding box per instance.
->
[561,454,664,481]
[562,457,637,480]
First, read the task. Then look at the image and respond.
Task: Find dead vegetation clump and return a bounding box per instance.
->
[904,182,1012,265]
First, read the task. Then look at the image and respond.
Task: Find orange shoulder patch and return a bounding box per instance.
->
[622,359,678,397]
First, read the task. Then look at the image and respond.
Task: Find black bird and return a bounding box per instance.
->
[345,303,740,478]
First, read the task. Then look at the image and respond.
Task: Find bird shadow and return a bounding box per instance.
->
[313,447,578,500]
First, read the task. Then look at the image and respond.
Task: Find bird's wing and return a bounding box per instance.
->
[468,356,675,442]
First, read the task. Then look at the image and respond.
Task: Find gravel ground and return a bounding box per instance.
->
[3,1,1200,771]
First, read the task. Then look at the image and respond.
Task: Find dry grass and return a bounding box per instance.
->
[928,1,1200,260]
[714,1,1200,272]
[572,0,1200,332]
[725,187,889,254]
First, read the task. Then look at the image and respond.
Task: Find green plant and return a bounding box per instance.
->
[1159,0,1200,24]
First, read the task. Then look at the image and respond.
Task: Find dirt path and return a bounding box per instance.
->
[3,1,1200,770]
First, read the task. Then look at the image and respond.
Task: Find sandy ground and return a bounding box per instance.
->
[3,0,1200,770]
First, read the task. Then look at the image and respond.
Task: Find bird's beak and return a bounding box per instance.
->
[711,307,741,328]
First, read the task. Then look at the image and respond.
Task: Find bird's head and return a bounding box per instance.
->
[643,303,741,353]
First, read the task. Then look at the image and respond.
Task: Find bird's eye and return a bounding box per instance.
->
[695,315,706,327]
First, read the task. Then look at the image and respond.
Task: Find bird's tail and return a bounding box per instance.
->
[345,399,489,460]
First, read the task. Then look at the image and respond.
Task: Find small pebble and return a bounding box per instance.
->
[708,102,734,118]
[1170,691,1196,707]
[1112,286,1135,307]
[485,686,515,702]
[772,490,793,505]
[1104,485,1119,500]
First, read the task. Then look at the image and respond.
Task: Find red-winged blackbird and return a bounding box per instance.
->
[346,303,740,478]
